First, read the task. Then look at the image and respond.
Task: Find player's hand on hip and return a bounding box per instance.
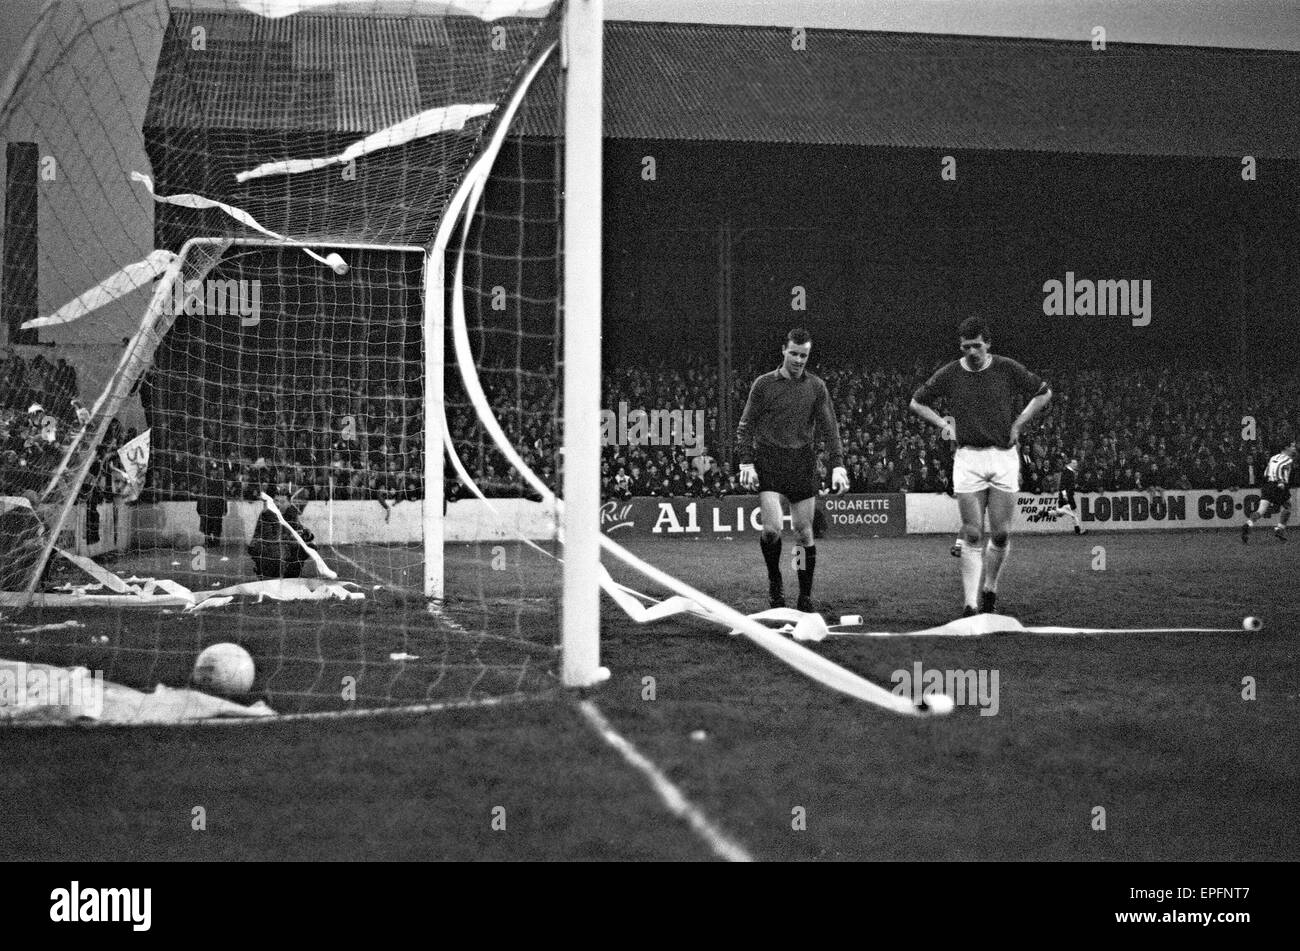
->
[831,466,849,494]
[1007,423,1022,448]
[739,463,758,491]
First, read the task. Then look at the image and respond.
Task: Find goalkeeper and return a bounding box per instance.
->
[735,328,848,612]
[247,486,314,579]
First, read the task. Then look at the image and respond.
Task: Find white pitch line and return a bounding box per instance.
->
[577,700,753,863]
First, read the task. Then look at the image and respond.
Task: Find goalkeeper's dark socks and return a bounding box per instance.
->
[760,534,783,591]
[796,544,817,599]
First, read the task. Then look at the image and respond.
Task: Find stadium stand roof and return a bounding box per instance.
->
[147,11,1298,157]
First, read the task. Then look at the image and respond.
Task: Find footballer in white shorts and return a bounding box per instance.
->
[952,445,1021,494]
[909,317,1052,616]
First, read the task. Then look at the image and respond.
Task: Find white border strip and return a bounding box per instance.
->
[578,699,753,863]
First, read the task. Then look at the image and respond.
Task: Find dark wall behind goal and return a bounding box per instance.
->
[602,140,1300,372]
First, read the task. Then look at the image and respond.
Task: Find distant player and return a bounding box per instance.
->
[1242,442,1296,543]
[735,328,849,612]
[197,459,228,547]
[1053,457,1086,534]
[910,317,1052,616]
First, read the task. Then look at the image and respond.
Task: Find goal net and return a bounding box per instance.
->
[2,0,934,727]
[0,0,588,722]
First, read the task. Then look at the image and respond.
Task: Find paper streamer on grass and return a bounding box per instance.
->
[55,548,131,593]
[1018,625,1248,634]
[237,104,495,182]
[22,250,176,329]
[598,567,713,624]
[6,620,83,635]
[190,577,365,611]
[0,657,276,724]
[597,538,936,715]
[3,550,199,609]
[812,614,1251,640]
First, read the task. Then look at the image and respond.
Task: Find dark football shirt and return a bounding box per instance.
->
[735,368,843,469]
[913,355,1048,449]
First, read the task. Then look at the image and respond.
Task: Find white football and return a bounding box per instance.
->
[193,642,256,695]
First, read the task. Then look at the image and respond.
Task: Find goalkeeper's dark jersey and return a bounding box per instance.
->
[735,368,843,470]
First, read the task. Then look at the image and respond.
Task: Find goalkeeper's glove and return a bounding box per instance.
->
[739,463,758,491]
[831,466,850,494]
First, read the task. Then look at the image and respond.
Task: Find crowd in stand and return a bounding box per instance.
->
[5,345,1297,507]
[1,346,138,506]
[144,364,569,509]
[597,358,1297,501]
[144,374,426,507]
[1,348,78,416]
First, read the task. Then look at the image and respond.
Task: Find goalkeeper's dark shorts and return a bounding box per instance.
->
[1261,482,1291,509]
[756,444,818,503]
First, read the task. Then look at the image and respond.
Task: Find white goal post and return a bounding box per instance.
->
[560,0,604,687]
[420,0,604,686]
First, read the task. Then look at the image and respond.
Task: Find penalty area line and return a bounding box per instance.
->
[577,699,754,863]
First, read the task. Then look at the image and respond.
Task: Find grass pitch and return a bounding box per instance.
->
[2,529,1297,861]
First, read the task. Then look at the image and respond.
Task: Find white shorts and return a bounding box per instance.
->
[953,446,1020,494]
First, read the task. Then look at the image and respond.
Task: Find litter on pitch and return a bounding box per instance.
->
[188,577,366,611]
[3,620,84,636]
[0,550,195,609]
[597,563,946,716]
[0,657,275,725]
[0,550,365,611]
[816,614,1259,640]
